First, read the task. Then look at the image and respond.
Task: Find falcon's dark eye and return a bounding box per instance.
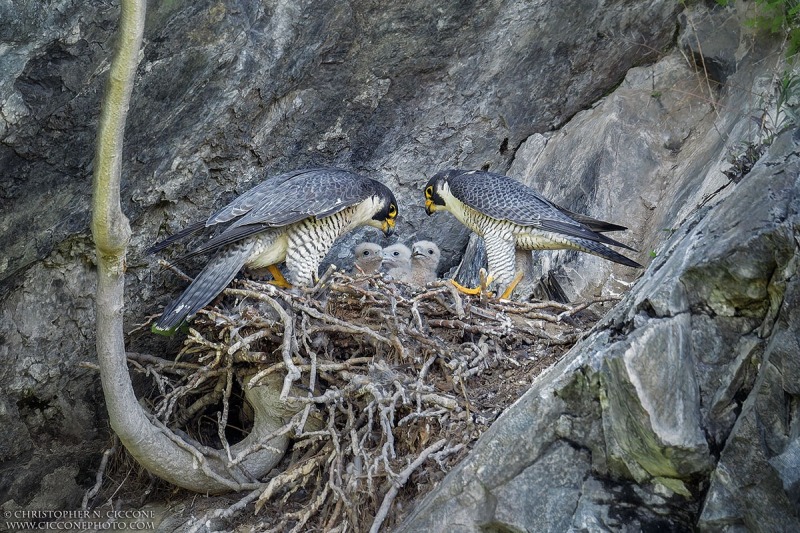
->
[425,186,433,199]
[388,204,397,217]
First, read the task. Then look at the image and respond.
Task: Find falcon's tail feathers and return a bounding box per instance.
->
[564,210,628,233]
[152,241,254,335]
[569,237,643,269]
[147,221,207,255]
[540,219,638,252]
[556,208,628,233]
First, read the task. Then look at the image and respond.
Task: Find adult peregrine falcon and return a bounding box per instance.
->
[150,168,398,334]
[424,169,641,298]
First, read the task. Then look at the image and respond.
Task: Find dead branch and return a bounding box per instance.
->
[369,439,448,533]
[82,437,119,510]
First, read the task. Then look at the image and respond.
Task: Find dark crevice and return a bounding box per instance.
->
[498,137,509,154]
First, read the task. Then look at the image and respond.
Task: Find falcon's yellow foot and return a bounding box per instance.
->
[450,279,483,295]
[267,265,293,289]
[450,270,495,296]
[498,271,524,300]
[450,270,522,299]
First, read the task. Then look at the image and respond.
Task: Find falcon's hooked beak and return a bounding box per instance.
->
[424,184,438,215]
[382,218,395,237]
[382,202,397,236]
[425,199,437,215]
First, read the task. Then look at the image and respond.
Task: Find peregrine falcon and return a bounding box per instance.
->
[352,242,383,275]
[379,243,413,283]
[424,169,641,298]
[410,240,440,286]
[150,168,397,334]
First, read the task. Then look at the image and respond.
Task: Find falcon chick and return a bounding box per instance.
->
[352,242,383,275]
[380,243,413,283]
[410,240,440,286]
[150,168,398,334]
[424,169,641,298]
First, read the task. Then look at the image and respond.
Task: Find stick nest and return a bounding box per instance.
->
[123,268,612,532]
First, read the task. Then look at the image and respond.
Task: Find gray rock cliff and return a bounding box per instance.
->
[399,127,800,532]
[397,4,800,528]
[1,0,797,530]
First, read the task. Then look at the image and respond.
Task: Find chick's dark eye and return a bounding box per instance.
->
[428,249,434,255]
[393,251,399,256]
[363,251,371,256]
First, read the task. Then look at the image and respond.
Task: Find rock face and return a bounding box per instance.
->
[1,0,796,529]
[398,128,800,532]
[396,3,800,529]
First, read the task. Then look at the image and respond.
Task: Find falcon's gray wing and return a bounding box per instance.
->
[204,168,330,226]
[185,169,381,256]
[147,169,316,255]
[447,171,635,251]
[154,168,380,258]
